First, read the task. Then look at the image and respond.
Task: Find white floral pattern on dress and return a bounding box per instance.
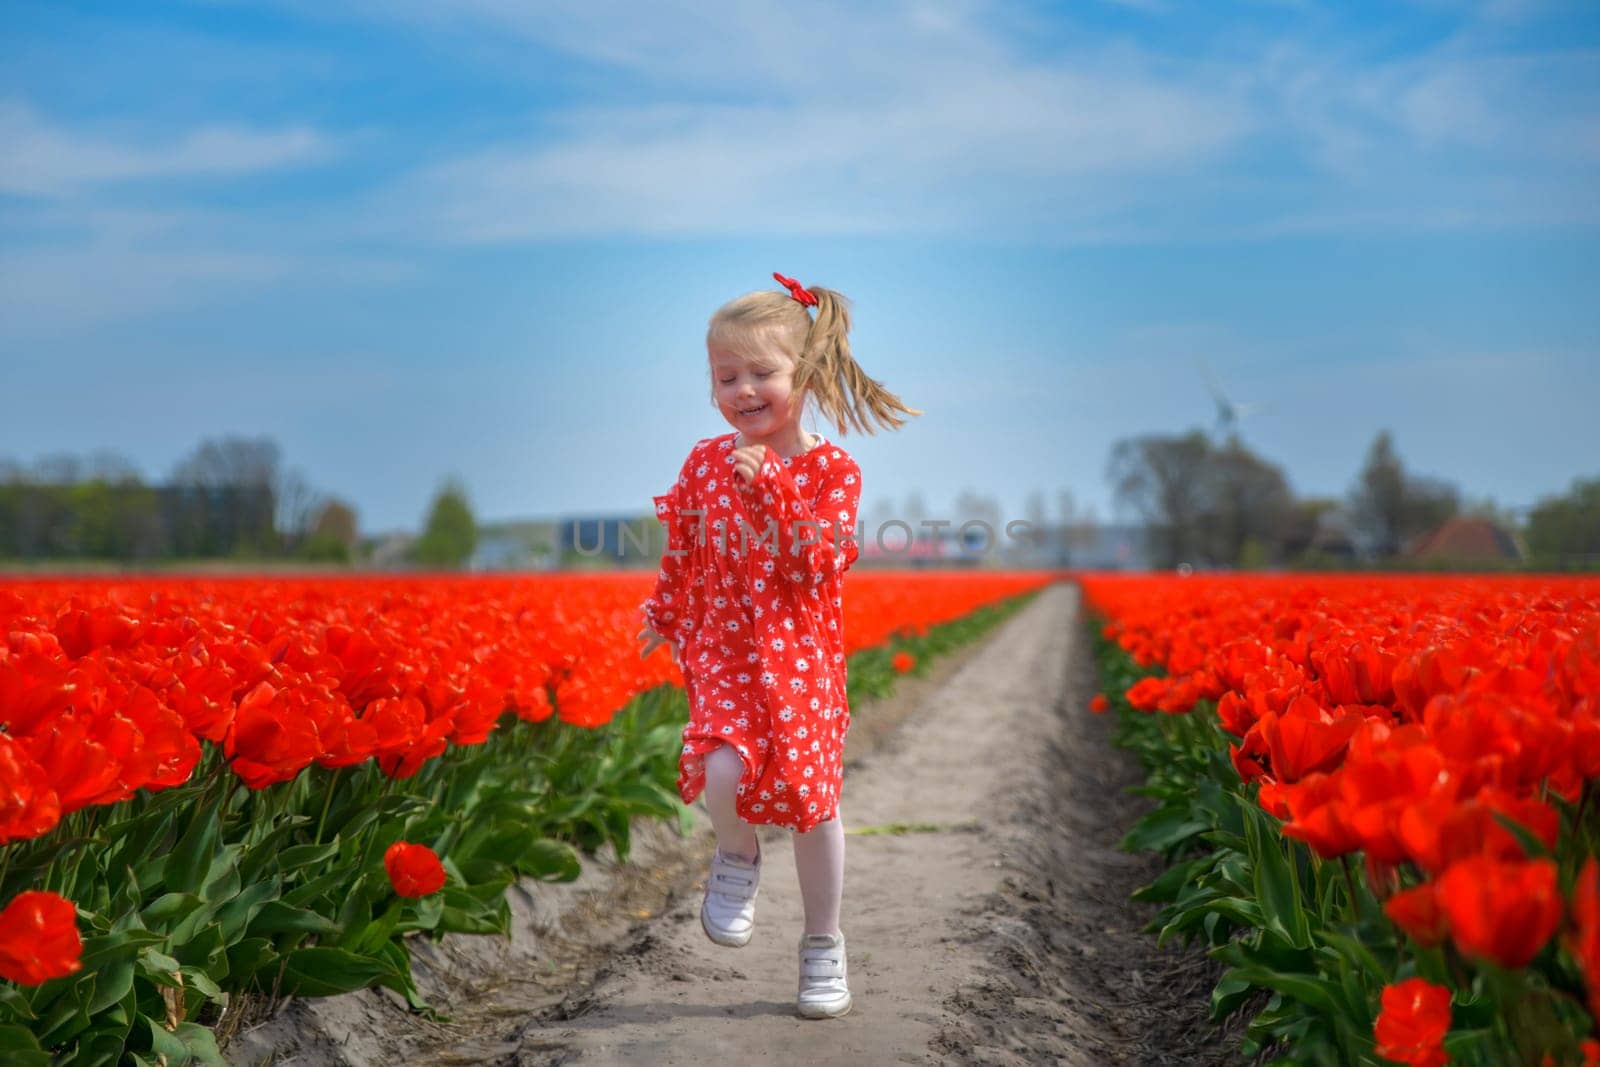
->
[641,431,862,833]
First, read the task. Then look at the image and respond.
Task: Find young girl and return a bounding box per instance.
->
[635,272,919,1020]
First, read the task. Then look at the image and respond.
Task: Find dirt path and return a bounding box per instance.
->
[470,583,1081,1065]
[232,581,1239,1066]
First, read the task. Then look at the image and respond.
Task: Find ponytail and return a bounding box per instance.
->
[792,287,923,436]
[707,279,923,437]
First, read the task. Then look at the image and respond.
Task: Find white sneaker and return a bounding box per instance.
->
[797,932,852,1019]
[700,841,760,948]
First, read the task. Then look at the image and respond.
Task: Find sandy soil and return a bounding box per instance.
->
[230,582,1243,1066]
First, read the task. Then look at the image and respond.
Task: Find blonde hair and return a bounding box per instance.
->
[706,285,922,435]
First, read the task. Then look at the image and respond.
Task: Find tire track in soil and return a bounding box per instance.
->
[930,596,1250,1066]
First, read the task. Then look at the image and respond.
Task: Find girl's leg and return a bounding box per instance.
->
[792,810,845,937]
[702,743,759,862]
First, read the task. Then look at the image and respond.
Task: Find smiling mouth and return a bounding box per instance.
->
[737,403,768,416]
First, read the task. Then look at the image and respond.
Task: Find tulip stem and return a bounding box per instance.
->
[65,841,89,900]
[1339,855,1363,917]
[315,767,343,845]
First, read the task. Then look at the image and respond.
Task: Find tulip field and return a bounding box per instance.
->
[0,571,1049,1065]
[1084,573,1600,1066]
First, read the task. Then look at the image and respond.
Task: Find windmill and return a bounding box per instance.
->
[1196,357,1268,443]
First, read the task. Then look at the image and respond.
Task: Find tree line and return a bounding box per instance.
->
[0,437,359,563]
[1107,428,1599,570]
[7,430,1592,572]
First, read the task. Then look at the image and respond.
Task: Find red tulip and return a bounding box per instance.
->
[0,647,73,737]
[225,682,324,790]
[1384,883,1447,949]
[1373,977,1451,1067]
[52,602,141,659]
[21,707,126,814]
[1434,856,1562,969]
[1215,690,1256,737]
[1257,694,1360,783]
[1568,859,1600,1023]
[892,651,916,674]
[1313,639,1396,707]
[384,841,447,898]
[1398,788,1558,877]
[0,733,60,844]
[0,890,82,985]
[1124,676,1167,711]
[1280,771,1362,858]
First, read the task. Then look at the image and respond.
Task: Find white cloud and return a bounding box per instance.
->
[322,0,1600,242]
[351,2,1253,241]
[0,100,332,197]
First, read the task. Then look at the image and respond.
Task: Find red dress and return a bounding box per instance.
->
[641,431,863,833]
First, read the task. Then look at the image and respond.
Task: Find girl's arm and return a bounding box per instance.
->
[739,448,861,587]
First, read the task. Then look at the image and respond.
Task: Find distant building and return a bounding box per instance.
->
[854,521,1152,570]
[472,520,559,571]
[364,531,417,569]
[558,513,657,565]
[858,531,965,569]
[1059,523,1154,570]
[1406,516,1524,563]
[1306,509,1360,561]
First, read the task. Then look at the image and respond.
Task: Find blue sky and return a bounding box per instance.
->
[2,0,1597,535]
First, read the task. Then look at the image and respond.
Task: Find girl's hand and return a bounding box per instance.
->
[637,626,681,667]
[731,444,766,487]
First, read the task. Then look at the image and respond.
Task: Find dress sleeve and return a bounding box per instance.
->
[640,455,701,644]
[739,447,861,587]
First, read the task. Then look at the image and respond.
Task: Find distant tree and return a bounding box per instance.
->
[84,449,144,485]
[1349,432,1405,555]
[275,467,325,553]
[0,450,158,559]
[299,498,359,563]
[1460,495,1522,528]
[1107,429,1212,568]
[170,435,280,491]
[1278,497,1344,560]
[169,435,281,555]
[69,451,154,558]
[1400,474,1461,550]
[1525,476,1600,564]
[414,478,477,569]
[1197,434,1294,567]
[1348,431,1459,557]
[32,452,83,485]
[312,498,359,546]
[1108,430,1295,568]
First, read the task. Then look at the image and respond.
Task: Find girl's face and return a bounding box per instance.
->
[709,342,802,441]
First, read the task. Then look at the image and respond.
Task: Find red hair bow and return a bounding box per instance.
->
[773,272,818,308]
